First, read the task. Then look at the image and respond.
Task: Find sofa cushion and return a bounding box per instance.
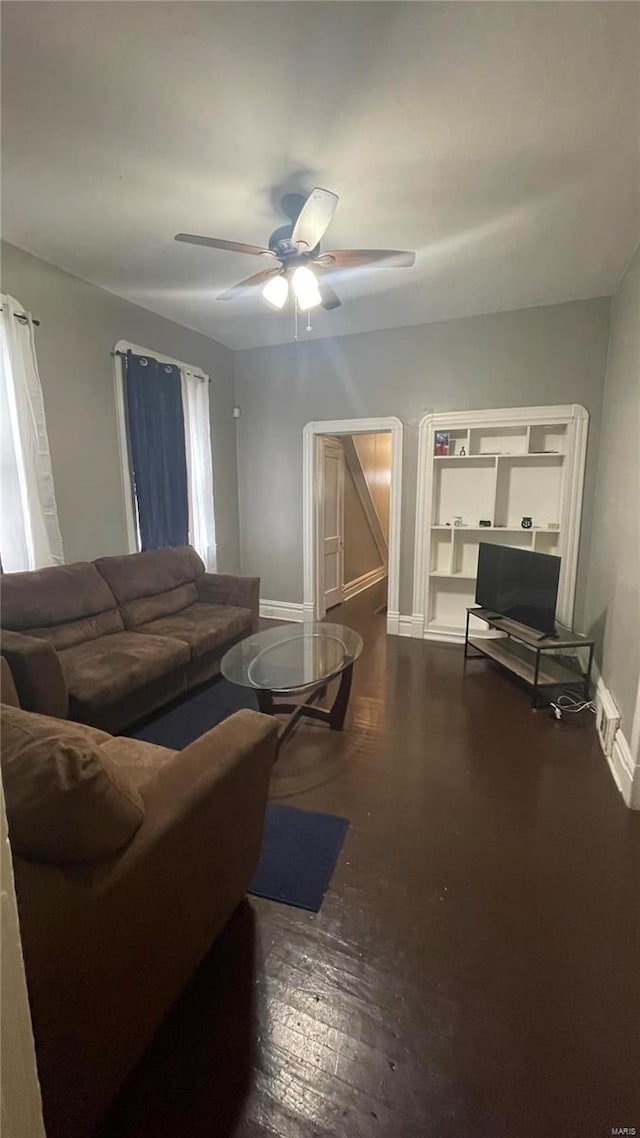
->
[135,603,253,659]
[0,705,144,864]
[0,704,111,748]
[94,546,204,605]
[119,582,198,629]
[98,736,176,792]
[1,562,123,648]
[26,609,124,650]
[58,632,190,712]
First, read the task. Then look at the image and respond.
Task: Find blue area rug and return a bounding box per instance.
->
[129,676,258,750]
[249,803,349,912]
[129,676,349,911]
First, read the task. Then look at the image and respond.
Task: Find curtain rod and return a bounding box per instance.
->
[111,349,211,382]
[0,306,40,326]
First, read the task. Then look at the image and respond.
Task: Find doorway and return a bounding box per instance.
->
[302,417,403,634]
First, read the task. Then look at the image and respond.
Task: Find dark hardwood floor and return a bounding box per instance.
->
[99,582,640,1138]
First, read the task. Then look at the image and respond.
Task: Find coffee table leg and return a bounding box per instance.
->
[329,662,353,730]
[256,689,275,715]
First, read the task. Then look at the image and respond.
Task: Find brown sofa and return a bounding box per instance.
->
[1,667,278,1138]
[0,546,259,733]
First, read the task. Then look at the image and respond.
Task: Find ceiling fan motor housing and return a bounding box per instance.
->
[268,224,319,264]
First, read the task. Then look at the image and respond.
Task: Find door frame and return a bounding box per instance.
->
[319,435,346,611]
[303,417,403,633]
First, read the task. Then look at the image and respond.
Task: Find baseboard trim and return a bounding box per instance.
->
[423,629,466,645]
[396,616,413,637]
[410,613,425,638]
[393,616,466,643]
[259,600,305,622]
[342,565,387,603]
[610,730,637,808]
[592,663,639,810]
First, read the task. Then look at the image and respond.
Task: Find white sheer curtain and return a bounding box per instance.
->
[180,369,217,571]
[0,295,64,572]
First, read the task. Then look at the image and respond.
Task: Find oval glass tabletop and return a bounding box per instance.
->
[221,622,363,693]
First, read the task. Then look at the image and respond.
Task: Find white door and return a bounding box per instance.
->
[321,436,344,610]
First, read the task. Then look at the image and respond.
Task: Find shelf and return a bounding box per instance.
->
[467,636,585,687]
[497,452,564,461]
[429,570,476,579]
[433,454,496,462]
[431,525,561,533]
[468,608,590,649]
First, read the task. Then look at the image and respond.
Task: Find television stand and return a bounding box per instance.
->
[464,607,595,709]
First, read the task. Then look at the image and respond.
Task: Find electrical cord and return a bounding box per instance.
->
[550,688,596,720]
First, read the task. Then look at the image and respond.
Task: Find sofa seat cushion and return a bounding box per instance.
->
[98,736,176,792]
[0,704,144,864]
[135,603,253,659]
[58,632,190,711]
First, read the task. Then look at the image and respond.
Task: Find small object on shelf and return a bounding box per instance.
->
[454,516,463,527]
[459,445,467,456]
[435,432,450,456]
[521,516,533,529]
[548,522,560,530]
[479,519,492,527]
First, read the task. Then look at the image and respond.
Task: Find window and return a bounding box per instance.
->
[0,295,64,572]
[114,341,217,569]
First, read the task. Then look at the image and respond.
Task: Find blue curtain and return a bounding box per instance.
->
[123,352,189,550]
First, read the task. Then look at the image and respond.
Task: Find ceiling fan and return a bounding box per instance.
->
[175,187,416,312]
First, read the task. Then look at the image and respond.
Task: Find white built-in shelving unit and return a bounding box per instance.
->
[411,406,589,642]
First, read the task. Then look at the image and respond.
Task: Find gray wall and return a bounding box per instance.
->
[1,242,240,571]
[234,298,610,618]
[342,448,384,584]
[583,246,640,742]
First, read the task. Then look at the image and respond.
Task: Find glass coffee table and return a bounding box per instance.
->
[221,622,363,743]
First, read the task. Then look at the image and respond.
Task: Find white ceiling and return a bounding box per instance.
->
[2,2,638,351]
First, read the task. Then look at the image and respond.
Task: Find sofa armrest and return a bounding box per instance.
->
[0,630,68,718]
[196,572,260,628]
[95,709,278,900]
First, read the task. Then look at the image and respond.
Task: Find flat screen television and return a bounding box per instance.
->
[475,543,560,636]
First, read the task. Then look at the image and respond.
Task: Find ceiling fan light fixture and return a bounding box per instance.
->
[291,265,321,310]
[262,273,288,309]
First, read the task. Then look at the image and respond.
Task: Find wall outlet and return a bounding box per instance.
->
[233,406,241,419]
[596,685,620,758]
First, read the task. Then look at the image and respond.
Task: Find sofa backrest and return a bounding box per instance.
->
[1,703,144,864]
[0,563,124,649]
[93,546,205,628]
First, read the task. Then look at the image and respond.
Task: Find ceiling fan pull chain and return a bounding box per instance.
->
[306,309,312,333]
[294,295,298,341]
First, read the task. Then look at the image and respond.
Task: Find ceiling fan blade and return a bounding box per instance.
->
[217,267,281,301]
[317,249,416,269]
[319,282,342,310]
[175,233,276,258]
[292,188,339,251]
